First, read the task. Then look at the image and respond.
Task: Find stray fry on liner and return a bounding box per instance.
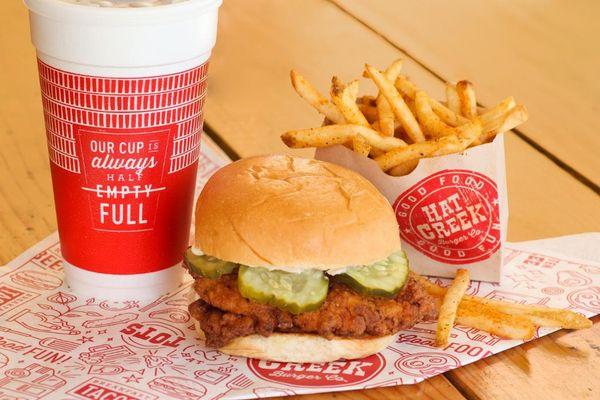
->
[282,60,529,176]
[414,273,591,345]
[436,269,470,346]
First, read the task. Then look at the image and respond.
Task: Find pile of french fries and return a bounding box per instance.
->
[416,270,592,347]
[281,60,529,176]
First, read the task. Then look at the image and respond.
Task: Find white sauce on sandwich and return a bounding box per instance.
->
[191,246,361,274]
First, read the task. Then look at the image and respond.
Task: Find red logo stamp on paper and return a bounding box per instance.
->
[247,354,385,387]
[120,322,186,350]
[394,352,461,377]
[393,169,501,264]
[68,377,157,400]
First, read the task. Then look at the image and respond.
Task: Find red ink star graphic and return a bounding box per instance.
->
[124,374,141,383]
[77,335,94,343]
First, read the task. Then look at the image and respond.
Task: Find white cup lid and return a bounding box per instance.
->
[25,0,222,68]
[24,0,221,24]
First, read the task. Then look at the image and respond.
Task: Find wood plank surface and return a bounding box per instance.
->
[331,0,600,188]
[0,0,598,399]
[206,0,600,242]
[446,315,600,400]
[272,374,466,400]
[0,0,55,264]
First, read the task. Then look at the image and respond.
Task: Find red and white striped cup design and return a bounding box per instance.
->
[38,60,209,275]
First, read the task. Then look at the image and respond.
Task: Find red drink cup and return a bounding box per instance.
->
[24,0,222,299]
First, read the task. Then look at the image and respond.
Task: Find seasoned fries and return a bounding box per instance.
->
[282,124,407,152]
[331,78,370,127]
[365,64,425,143]
[414,91,455,138]
[290,70,346,124]
[374,120,481,171]
[456,80,477,119]
[456,300,536,340]
[415,273,592,345]
[377,59,404,137]
[445,83,461,115]
[436,269,470,346]
[282,60,529,176]
[351,135,371,157]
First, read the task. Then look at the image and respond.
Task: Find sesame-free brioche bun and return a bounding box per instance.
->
[194,155,400,271]
[192,320,393,363]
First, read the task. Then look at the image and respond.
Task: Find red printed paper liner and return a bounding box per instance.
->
[0,136,598,400]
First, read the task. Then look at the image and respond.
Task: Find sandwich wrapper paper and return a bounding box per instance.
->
[1,136,598,400]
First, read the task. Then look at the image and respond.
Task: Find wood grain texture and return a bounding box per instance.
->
[206,0,600,243]
[333,0,600,187]
[446,315,600,400]
[272,375,466,400]
[0,0,56,264]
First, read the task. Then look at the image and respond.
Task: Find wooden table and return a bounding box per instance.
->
[1,1,599,399]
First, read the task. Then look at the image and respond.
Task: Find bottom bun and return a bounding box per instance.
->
[192,320,393,363]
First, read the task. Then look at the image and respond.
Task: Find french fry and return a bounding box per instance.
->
[281,124,407,152]
[480,96,516,126]
[445,83,461,115]
[456,80,477,119]
[388,159,419,176]
[471,298,592,329]
[331,77,370,127]
[357,103,379,124]
[456,300,536,340]
[365,65,425,143]
[394,74,417,97]
[416,274,591,330]
[396,75,468,127]
[376,95,395,136]
[384,59,404,80]
[374,135,463,171]
[404,96,417,117]
[352,135,371,156]
[377,59,404,137]
[478,104,529,144]
[374,119,480,172]
[414,91,456,138]
[455,119,483,147]
[290,70,346,124]
[357,95,376,106]
[436,269,470,346]
[285,62,529,178]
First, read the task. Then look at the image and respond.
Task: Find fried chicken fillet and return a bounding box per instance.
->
[189,272,437,347]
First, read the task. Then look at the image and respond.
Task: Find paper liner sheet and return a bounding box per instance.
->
[0,136,598,400]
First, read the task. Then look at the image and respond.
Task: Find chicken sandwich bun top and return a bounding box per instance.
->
[186,155,436,362]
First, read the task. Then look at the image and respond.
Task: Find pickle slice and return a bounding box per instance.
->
[238,266,329,314]
[184,248,238,279]
[336,251,409,298]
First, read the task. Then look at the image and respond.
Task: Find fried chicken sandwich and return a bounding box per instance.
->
[186,155,436,362]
